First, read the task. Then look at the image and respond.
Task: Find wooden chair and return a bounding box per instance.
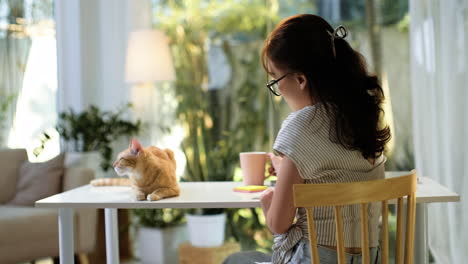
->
[293,170,417,264]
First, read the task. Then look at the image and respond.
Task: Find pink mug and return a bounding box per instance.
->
[240,152,269,186]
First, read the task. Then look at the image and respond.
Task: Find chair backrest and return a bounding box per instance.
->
[293,170,417,264]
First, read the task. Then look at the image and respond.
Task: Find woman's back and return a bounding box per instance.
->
[224,13,390,264]
[271,103,385,263]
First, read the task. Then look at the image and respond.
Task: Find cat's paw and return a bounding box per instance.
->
[136,193,146,201]
[147,193,161,201]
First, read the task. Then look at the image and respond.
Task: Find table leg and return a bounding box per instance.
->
[414,203,428,264]
[105,208,120,264]
[58,208,74,264]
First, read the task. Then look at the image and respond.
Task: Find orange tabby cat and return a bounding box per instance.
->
[90,139,180,201]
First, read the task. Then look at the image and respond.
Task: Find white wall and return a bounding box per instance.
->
[54,0,153,175]
[55,0,83,112]
[55,0,152,113]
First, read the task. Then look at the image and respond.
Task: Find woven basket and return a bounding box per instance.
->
[179,241,241,264]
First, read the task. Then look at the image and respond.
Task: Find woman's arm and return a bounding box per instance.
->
[260,156,304,234]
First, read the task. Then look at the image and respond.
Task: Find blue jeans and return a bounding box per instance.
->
[222,241,381,264]
[313,245,381,264]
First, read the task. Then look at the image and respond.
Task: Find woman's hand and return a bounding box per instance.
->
[259,187,275,214]
[267,152,283,176]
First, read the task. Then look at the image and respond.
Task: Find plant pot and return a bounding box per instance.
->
[65,151,104,178]
[137,225,188,264]
[186,213,226,247]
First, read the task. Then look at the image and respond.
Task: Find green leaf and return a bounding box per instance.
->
[35,103,143,171]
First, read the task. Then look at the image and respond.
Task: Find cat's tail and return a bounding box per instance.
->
[90,178,130,186]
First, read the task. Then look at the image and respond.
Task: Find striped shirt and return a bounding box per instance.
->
[270,103,385,264]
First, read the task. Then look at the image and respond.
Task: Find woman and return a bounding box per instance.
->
[224,14,390,264]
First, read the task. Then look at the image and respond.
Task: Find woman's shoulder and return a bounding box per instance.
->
[274,103,331,156]
[292,103,321,119]
[279,103,329,135]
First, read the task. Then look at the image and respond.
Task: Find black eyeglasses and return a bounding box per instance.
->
[266,73,291,96]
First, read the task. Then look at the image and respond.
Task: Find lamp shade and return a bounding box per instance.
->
[125,29,175,83]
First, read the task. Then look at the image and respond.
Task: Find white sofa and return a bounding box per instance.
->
[0,149,97,264]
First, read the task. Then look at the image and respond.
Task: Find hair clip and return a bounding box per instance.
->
[327,25,348,58]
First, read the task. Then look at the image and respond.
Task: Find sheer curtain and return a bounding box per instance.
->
[0,37,30,147]
[410,0,468,263]
[0,1,32,147]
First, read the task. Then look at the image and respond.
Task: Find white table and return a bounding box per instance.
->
[36,172,460,264]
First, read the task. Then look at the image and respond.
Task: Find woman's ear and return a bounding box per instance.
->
[295,73,308,91]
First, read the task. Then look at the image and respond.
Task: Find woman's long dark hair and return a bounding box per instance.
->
[262,14,391,160]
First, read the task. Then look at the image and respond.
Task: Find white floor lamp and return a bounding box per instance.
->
[125,29,175,145]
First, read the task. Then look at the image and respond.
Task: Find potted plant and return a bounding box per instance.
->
[185,208,227,247]
[132,208,187,264]
[34,103,143,177]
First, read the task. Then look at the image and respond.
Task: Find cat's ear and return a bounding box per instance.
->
[130,138,142,155]
[164,149,175,161]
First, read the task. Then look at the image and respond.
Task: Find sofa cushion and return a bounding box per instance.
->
[0,206,59,263]
[7,153,65,206]
[0,149,28,203]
